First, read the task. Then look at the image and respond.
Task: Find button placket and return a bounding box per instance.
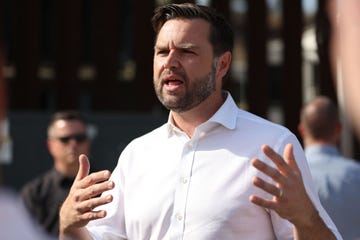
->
[169,138,197,239]
[181,177,188,184]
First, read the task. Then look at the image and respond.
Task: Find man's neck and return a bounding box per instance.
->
[304,139,337,149]
[171,92,225,137]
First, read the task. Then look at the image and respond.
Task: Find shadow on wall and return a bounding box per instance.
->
[2,111,167,191]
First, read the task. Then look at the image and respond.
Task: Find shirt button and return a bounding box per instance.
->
[175,213,183,221]
[181,177,188,184]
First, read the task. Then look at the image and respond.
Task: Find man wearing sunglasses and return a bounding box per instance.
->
[21,110,91,237]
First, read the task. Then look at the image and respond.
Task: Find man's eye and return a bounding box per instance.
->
[157,50,168,55]
[183,50,195,54]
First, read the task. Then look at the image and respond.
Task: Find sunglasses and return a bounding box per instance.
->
[56,133,88,144]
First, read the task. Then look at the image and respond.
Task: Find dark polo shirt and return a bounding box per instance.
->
[21,168,74,236]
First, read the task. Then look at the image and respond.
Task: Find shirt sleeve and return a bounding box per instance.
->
[86,153,127,240]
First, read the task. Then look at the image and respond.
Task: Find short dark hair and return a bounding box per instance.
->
[151,3,234,57]
[47,110,87,137]
[300,96,339,140]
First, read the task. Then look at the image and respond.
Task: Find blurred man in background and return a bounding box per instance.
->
[298,96,360,239]
[21,110,91,237]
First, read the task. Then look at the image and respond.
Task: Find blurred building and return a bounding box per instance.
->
[1,0,357,190]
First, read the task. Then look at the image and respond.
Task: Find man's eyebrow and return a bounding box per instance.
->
[154,43,199,50]
[178,43,198,49]
[154,45,167,50]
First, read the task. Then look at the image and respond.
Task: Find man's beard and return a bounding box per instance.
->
[154,59,218,113]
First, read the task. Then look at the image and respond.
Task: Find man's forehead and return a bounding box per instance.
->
[52,119,83,129]
[160,18,209,32]
[155,19,210,47]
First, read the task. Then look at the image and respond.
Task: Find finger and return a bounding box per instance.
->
[76,194,113,213]
[74,172,113,200]
[249,195,277,210]
[251,158,283,182]
[75,154,90,181]
[262,145,292,175]
[80,170,112,189]
[83,179,115,199]
[79,210,108,222]
[252,176,280,197]
[283,144,300,171]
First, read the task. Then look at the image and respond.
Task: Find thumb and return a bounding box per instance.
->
[75,154,90,181]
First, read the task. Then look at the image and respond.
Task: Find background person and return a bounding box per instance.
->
[59,3,341,240]
[298,95,360,239]
[21,110,91,237]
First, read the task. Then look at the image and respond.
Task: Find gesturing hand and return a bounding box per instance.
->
[249,144,316,226]
[59,154,115,237]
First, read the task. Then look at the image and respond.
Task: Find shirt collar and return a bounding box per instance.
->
[51,168,75,187]
[207,91,237,130]
[305,144,340,157]
[166,91,238,136]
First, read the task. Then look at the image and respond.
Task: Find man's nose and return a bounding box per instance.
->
[67,138,79,146]
[163,51,180,70]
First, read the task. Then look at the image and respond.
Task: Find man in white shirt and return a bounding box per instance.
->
[59,3,341,240]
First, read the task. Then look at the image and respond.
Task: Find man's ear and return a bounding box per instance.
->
[47,138,54,155]
[335,121,342,137]
[216,51,232,80]
[298,123,305,137]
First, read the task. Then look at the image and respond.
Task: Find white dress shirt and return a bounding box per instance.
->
[87,93,341,240]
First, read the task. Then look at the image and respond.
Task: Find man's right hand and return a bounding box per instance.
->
[59,154,115,239]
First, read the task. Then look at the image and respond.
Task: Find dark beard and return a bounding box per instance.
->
[154,62,217,113]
